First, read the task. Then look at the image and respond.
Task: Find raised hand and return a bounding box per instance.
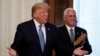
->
[74,32,86,46]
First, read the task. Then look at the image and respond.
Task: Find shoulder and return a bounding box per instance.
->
[18,19,33,26]
[56,25,67,33]
[57,25,66,30]
[45,23,57,29]
[17,19,33,29]
[75,26,87,33]
[76,26,86,31]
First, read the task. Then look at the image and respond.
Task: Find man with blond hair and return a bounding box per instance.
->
[8,2,57,56]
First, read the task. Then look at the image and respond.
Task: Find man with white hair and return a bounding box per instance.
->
[55,8,92,56]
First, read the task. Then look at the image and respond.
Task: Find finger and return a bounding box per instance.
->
[81,32,83,34]
[7,47,11,50]
[79,46,84,49]
[82,34,86,40]
[81,34,86,39]
[83,50,88,55]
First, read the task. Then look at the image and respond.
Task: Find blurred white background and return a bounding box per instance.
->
[74,0,100,56]
[0,0,44,56]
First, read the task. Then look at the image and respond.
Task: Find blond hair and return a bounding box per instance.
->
[31,3,50,16]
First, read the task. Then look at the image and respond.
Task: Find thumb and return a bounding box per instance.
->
[79,46,83,49]
[7,47,11,51]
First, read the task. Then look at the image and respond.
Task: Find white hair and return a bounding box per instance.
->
[63,8,75,16]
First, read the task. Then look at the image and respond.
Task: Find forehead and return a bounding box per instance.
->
[34,8,46,13]
[37,8,48,11]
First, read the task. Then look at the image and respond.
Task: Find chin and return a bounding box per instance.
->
[41,21,47,24]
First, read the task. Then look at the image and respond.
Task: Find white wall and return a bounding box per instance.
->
[74,0,100,56]
[0,0,44,56]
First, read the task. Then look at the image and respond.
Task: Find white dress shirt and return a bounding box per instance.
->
[33,19,46,43]
[65,25,75,38]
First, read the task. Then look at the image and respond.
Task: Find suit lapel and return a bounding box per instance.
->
[75,27,81,41]
[29,20,41,51]
[63,26,81,42]
[62,25,73,43]
[43,23,51,52]
[30,22,51,53]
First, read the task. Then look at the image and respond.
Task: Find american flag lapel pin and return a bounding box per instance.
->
[77,32,79,35]
[48,28,50,30]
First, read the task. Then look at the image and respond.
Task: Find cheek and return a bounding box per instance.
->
[72,19,77,23]
[37,13,44,17]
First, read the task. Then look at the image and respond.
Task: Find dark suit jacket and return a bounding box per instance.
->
[55,25,92,56]
[11,19,57,56]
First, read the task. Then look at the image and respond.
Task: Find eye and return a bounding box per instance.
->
[73,15,76,17]
[69,15,76,17]
[69,15,73,17]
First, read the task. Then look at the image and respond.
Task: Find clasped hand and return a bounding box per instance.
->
[74,32,86,46]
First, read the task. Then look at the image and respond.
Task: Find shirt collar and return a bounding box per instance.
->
[65,24,75,31]
[33,19,44,27]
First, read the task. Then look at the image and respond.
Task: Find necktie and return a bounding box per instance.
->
[38,25,45,52]
[70,29,75,42]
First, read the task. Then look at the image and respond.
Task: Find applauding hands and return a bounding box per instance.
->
[73,46,88,56]
[74,32,86,46]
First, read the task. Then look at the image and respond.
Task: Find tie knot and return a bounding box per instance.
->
[70,29,73,31]
[39,24,42,28]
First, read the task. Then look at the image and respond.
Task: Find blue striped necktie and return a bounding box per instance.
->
[38,24,45,52]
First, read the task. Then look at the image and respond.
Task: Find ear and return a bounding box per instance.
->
[33,13,37,18]
[63,16,66,21]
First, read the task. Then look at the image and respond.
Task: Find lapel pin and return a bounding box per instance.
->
[48,28,50,30]
[77,32,79,35]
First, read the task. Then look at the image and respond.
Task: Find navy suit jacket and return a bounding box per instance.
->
[11,19,57,56]
[55,25,92,56]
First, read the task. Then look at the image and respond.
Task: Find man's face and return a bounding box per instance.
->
[64,10,77,27]
[33,8,48,24]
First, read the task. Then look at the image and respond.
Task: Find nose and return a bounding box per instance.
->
[72,15,76,19]
[45,12,48,16]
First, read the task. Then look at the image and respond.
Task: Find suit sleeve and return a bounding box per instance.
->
[83,31,92,54]
[76,30,92,54]
[11,24,24,53]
